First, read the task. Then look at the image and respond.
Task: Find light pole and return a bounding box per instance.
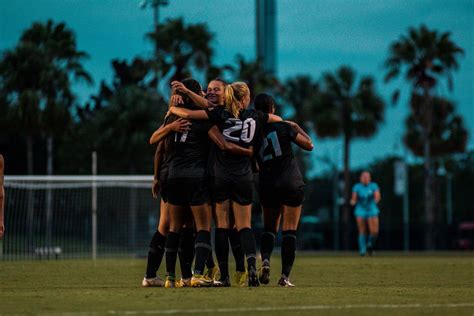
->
[139,0,169,29]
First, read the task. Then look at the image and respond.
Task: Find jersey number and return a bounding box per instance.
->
[222,118,256,143]
[259,131,282,161]
[174,131,188,143]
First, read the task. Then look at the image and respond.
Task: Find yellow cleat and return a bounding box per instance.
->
[164,276,176,288]
[191,274,213,287]
[204,265,220,282]
[176,277,192,288]
[233,270,248,287]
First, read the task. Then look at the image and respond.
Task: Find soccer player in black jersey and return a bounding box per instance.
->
[169,82,283,287]
[171,79,248,286]
[143,79,250,288]
[157,79,253,287]
[254,93,313,287]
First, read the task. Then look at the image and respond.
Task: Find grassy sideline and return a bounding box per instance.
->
[1,253,473,315]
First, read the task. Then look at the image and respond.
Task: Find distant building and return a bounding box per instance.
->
[256,0,277,74]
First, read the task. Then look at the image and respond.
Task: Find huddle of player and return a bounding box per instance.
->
[142,78,313,288]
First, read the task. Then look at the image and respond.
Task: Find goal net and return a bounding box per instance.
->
[2,175,160,260]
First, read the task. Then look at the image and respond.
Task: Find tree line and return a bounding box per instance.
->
[0,18,469,249]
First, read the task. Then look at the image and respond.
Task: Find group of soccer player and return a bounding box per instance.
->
[141,77,313,288]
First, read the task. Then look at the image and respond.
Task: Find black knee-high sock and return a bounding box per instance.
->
[229,228,245,272]
[194,230,211,275]
[178,227,195,279]
[165,232,180,277]
[215,228,229,279]
[206,252,216,269]
[281,230,297,278]
[145,231,166,278]
[260,230,276,265]
[239,228,257,270]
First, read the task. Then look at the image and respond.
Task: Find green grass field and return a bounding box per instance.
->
[1,253,473,315]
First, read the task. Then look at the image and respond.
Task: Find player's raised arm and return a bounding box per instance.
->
[171,81,217,109]
[149,119,192,145]
[169,106,209,120]
[207,126,253,157]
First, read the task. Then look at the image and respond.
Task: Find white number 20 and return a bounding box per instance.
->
[223,118,256,144]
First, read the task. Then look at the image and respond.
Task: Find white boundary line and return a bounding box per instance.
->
[20,303,473,316]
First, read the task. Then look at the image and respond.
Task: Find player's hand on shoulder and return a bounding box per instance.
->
[169,118,192,133]
[170,94,184,106]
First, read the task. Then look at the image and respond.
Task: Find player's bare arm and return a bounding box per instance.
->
[171,81,216,109]
[152,142,164,199]
[267,113,283,123]
[350,192,358,206]
[169,107,209,120]
[149,119,192,144]
[208,126,253,157]
[374,190,381,203]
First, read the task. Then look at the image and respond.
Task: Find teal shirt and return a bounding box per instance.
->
[352,182,380,213]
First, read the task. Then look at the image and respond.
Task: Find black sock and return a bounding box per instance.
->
[229,228,245,272]
[260,230,276,264]
[178,227,195,279]
[215,228,229,279]
[194,230,211,275]
[239,228,257,270]
[145,231,166,278]
[206,253,216,269]
[281,230,297,278]
[165,232,180,277]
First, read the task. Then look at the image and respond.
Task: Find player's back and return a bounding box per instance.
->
[167,118,211,179]
[257,121,302,184]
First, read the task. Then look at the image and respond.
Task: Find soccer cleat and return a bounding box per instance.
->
[215,276,231,287]
[248,267,260,287]
[259,265,270,285]
[233,270,248,287]
[191,274,213,287]
[176,277,192,288]
[141,276,164,287]
[277,275,295,287]
[164,276,176,288]
[204,265,220,282]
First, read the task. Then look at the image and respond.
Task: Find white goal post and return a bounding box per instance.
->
[2,174,160,260]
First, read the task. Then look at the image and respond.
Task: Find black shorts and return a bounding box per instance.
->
[166,177,209,206]
[259,180,305,208]
[212,176,253,206]
[159,176,168,203]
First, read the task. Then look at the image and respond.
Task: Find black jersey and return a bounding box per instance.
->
[206,107,269,176]
[166,116,212,179]
[257,122,303,184]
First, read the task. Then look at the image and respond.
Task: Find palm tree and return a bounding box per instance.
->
[405,94,468,157]
[312,66,385,249]
[282,75,319,177]
[0,43,45,174]
[19,19,92,176]
[385,24,464,249]
[146,18,213,83]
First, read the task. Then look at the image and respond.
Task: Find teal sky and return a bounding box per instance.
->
[1,0,473,174]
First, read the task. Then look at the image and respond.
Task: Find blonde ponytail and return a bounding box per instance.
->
[225,82,250,118]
